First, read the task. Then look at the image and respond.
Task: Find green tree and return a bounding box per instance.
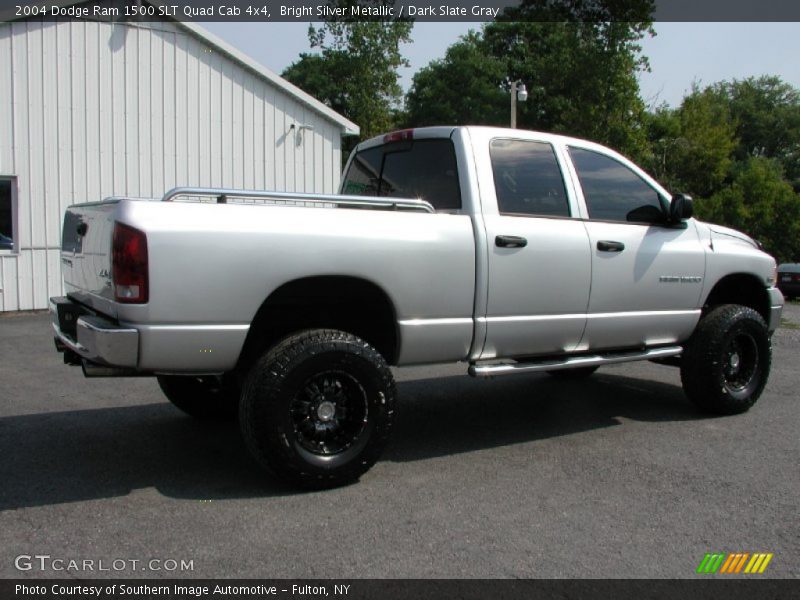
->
[283,53,349,116]
[481,1,655,158]
[709,76,800,191]
[645,77,800,199]
[640,104,682,186]
[697,158,800,262]
[669,87,738,197]
[404,32,507,127]
[406,1,655,158]
[282,4,413,141]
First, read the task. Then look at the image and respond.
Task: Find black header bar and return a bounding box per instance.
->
[1,579,797,600]
[1,0,800,23]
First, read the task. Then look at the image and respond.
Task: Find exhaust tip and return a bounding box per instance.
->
[81,360,142,378]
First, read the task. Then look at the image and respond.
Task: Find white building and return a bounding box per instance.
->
[0,13,358,311]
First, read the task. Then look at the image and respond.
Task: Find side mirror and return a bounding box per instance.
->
[669,193,693,223]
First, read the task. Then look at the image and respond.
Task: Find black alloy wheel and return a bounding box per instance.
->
[240,329,396,489]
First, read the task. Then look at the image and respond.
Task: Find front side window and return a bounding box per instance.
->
[0,178,14,251]
[569,147,664,224]
[490,139,570,217]
[342,139,462,211]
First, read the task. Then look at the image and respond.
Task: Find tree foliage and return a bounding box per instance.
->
[279,7,800,262]
[709,76,800,191]
[483,21,653,157]
[282,3,412,141]
[404,32,507,127]
[404,1,655,157]
[696,158,800,262]
[644,77,800,262]
[659,86,737,198]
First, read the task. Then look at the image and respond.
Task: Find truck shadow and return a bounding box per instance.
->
[0,403,282,510]
[0,371,703,509]
[385,371,699,462]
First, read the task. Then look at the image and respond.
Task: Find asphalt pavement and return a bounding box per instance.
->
[1,306,798,579]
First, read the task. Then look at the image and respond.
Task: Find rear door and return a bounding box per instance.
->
[478,135,592,359]
[565,145,705,351]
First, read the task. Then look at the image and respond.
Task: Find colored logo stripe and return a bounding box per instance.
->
[719,553,749,573]
[697,553,773,574]
[744,553,773,574]
[697,553,725,574]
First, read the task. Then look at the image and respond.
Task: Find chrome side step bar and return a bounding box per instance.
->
[468,346,683,378]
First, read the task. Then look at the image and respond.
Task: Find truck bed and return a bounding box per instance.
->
[59,190,477,373]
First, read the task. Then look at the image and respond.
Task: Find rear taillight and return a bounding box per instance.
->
[383,129,414,143]
[112,222,148,303]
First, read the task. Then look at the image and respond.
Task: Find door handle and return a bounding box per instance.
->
[495,235,528,248]
[597,240,625,252]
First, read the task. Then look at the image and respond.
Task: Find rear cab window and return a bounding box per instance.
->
[489,139,571,217]
[342,138,462,212]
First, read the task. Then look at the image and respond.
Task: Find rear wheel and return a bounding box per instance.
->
[157,375,239,420]
[680,304,771,415]
[240,329,396,489]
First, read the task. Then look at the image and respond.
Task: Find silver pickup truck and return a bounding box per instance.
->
[51,126,784,488]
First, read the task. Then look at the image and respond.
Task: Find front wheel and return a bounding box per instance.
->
[680,304,771,415]
[240,329,396,489]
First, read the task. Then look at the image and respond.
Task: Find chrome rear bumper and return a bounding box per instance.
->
[50,296,139,368]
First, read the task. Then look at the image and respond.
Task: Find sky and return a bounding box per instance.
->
[202,21,800,109]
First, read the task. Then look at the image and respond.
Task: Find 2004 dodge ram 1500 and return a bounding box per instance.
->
[51,126,784,488]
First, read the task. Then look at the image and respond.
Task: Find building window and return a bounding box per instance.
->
[0,178,15,252]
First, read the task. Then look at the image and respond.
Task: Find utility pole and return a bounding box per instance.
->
[510,80,528,128]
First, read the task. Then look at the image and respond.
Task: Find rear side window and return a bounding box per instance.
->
[569,147,664,223]
[490,139,570,217]
[342,147,382,196]
[342,139,461,211]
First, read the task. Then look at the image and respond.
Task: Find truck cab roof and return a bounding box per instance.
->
[356,125,602,152]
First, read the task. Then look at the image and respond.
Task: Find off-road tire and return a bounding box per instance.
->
[680,304,771,415]
[547,366,599,379]
[240,329,396,489]
[157,375,240,420]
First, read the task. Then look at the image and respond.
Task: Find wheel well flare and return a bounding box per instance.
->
[238,276,398,371]
[704,274,769,322]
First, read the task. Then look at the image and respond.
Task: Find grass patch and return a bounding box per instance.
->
[781,318,800,330]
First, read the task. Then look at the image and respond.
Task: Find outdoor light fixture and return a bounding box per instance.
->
[292,123,315,144]
[511,80,528,128]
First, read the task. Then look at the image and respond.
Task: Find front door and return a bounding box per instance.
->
[566,146,705,351]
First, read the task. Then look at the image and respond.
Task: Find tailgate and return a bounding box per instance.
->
[60,201,118,312]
